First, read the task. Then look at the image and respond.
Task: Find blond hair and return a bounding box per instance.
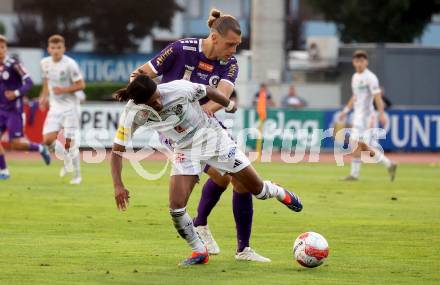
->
[207,8,241,36]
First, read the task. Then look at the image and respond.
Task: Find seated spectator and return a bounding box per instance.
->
[253,83,275,107]
[282,84,306,108]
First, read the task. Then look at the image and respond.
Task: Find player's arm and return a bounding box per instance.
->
[374,92,387,126]
[111,143,130,211]
[130,42,179,82]
[205,85,237,113]
[202,80,235,113]
[38,78,50,111]
[4,62,34,101]
[339,96,354,121]
[53,79,86,95]
[130,62,158,82]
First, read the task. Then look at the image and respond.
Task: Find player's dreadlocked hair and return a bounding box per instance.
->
[113,75,157,104]
[207,8,241,36]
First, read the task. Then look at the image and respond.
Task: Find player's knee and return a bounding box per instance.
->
[210,173,231,188]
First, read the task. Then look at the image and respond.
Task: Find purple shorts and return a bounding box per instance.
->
[0,110,24,140]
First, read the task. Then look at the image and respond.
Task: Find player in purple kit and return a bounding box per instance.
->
[0,35,50,180]
[130,9,268,262]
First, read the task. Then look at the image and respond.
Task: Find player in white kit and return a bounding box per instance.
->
[39,35,86,185]
[339,50,397,181]
[110,75,303,266]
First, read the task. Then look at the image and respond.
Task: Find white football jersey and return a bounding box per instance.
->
[115,80,212,149]
[41,55,83,111]
[351,68,381,118]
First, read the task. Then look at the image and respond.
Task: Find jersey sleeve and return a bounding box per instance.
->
[114,108,140,147]
[148,41,181,76]
[368,73,381,95]
[68,59,83,82]
[184,81,207,102]
[12,59,33,95]
[40,59,49,79]
[219,58,239,87]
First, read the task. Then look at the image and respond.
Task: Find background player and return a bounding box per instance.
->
[130,9,267,262]
[0,35,50,180]
[339,50,397,181]
[39,35,85,185]
[110,75,303,266]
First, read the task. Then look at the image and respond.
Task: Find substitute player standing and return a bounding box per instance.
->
[0,35,51,180]
[130,9,268,262]
[339,50,397,181]
[39,35,85,185]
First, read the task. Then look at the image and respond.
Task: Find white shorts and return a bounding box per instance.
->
[170,125,250,177]
[352,113,378,145]
[43,108,80,139]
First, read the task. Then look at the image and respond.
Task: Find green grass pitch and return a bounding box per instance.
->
[0,160,439,285]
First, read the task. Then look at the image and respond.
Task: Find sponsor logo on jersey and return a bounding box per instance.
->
[156,47,174,67]
[198,61,214,72]
[182,45,197,51]
[208,75,220,87]
[196,72,209,80]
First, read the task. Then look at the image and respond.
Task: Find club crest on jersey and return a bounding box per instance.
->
[198,61,214,72]
[171,104,183,115]
[209,75,220,87]
[1,70,9,80]
[156,47,173,67]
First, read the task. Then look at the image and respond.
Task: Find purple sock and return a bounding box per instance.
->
[28,143,40,152]
[193,178,227,227]
[0,155,6,170]
[233,191,253,252]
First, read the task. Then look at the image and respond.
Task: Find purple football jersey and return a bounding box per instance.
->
[148,38,239,105]
[0,56,33,112]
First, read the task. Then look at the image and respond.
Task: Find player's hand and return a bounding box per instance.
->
[53,86,64,95]
[39,96,48,111]
[4,90,16,101]
[114,186,130,211]
[379,112,387,127]
[202,106,214,117]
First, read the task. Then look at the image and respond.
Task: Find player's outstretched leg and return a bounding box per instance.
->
[10,138,51,166]
[231,165,303,212]
[169,175,208,266]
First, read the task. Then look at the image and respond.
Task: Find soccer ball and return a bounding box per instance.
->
[293,232,329,268]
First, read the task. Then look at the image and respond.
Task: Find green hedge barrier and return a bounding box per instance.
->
[26,82,126,101]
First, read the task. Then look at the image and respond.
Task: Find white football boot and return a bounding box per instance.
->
[195,225,220,255]
[70,176,82,185]
[235,247,271,263]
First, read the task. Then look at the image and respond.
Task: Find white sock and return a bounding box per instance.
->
[38,144,44,153]
[373,151,392,168]
[170,208,205,253]
[350,158,362,178]
[0,168,9,175]
[71,150,81,178]
[255,181,286,201]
